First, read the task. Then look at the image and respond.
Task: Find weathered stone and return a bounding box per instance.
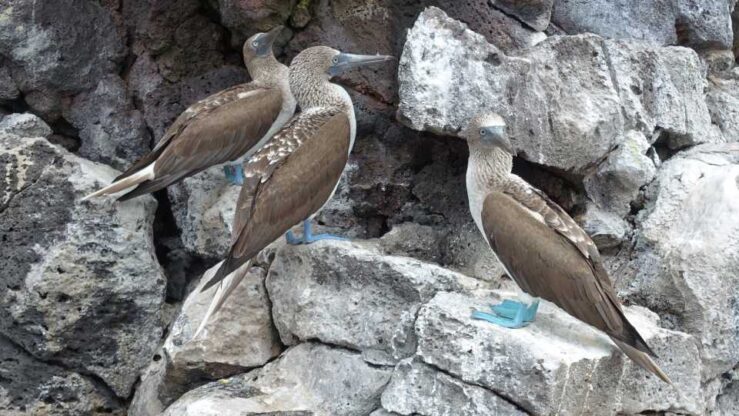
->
[576,203,629,250]
[706,72,739,142]
[398,7,714,174]
[381,358,525,415]
[65,75,152,170]
[416,291,703,415]
[0,134,166,397]
[551,0,736,49]
[714,378,739,416]
[0,335,123,415]
[0,0,125,95]
[267,240,489,363]
[23,89,62,122]
[621,143,739,381]
[584,130,657,216]
[208,0,296,47]
[0,113,51,138]
[0,64,18,101]
[168,167,240,258]
[492,0,553,32]
[163,343,392,415]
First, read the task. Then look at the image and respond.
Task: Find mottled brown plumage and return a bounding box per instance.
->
[465,112,670,383]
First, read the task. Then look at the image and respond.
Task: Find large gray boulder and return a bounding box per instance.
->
[162,343,392,415]
[414,291,702,415]
[551,0,736,49]
[398,7,714,176]
[0,124,166,397]
[706,71,739,142]
[620,143,739,381]
[267,240,489,364]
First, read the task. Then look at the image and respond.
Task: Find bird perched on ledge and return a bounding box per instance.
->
[83,26,295,201]
[463,113,671,383]
[192,46,393,337]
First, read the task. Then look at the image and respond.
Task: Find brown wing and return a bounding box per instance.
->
[481,189,654,355]
[115,83,285,198]
[202,108,351,290]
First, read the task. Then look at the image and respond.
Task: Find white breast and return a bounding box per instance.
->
[466,164,486,236]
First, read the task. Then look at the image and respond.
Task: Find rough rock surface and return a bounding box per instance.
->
[551,0,736,49]
[706,70,739,142]
[398,7,714,175]
[267,241,490,363]
[415,291,702,415]
[619,143,739,380]
[0,128,166,397]
[0,112,51,138]
[162,343,392,416]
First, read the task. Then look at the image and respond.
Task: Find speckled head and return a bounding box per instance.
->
[464,112,513,155]
[242,26,284,75]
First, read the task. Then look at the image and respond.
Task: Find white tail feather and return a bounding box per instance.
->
[81,163,155,201]
[192,261,251,340]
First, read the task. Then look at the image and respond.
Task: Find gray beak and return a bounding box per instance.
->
[256,25,283,56]
[329,53,394,76]
[482,125,514,155]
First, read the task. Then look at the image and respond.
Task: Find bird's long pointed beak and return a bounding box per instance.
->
[482,125,515,155]
[330,53,394,76]
[262,25,284,46]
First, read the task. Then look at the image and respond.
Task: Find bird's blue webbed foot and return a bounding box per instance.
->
[223,164,244,186]
[285,220,348,245]
[472,299,539,329]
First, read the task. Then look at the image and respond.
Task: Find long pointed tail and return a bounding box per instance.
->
[192,260,251,340]
[81,163,155,201]
[612,338,672,384]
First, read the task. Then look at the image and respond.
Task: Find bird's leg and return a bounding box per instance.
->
[284,220,348,245]
[223,164,245,186]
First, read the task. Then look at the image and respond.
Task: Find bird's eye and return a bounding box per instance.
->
[479,128,486,136]
[252,40,259,48]
[331,56,339,65]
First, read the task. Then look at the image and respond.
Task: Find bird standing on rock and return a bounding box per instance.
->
[463,112,671,383]
[192,46,394,338]
[83,26,295,201]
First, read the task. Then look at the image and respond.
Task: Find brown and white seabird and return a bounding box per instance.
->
[192,46,393,337]
[463,112,671,383]
[83,26,295,201]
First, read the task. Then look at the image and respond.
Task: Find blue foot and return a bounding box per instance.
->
[472,299,539,329]
[223,164,244,185]
[285,220,348,245]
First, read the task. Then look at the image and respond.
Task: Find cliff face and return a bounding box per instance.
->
[0,1,737,415]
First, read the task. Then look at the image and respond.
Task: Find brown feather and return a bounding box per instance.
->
[116,84,284,197]
[481,189,667,380]
[203,108,351,290]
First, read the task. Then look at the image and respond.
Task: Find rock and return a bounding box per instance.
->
[551,0,735,49]
[208,0,296,47]
[0,113,51,138]
[491,0,554,32]
[23,89,63,122]
[162,343,392,416]
[0,335,122,415]
[0,0,125,95]
[0,133,166,397]
[714,379,739,415]
[706,73,739,142]
[620,143,739,381]
[415,291,703,415]
[168,166,240,258]
[64,75,152,170]
[381,357,526,416]
[130,263,282,415]
[0,64,18,101]
[398,7,714,175]
[576,203,629,250]
[583,130,657,216]
[267,240,489,364]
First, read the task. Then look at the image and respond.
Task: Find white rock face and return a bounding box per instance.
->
[414,291,702,415]
[398,7,714,174]
[706,71,739,142]
[267,240,490,364]
[381,358,526,415]
[621,143,739,381]
[0,112,52,138]
[168,166,240,258]
[162,343,392,416]
[0,130,166,397]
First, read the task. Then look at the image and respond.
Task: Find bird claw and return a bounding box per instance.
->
[223,164,244,185]
[284,220,348,245]
[472,299,539,328]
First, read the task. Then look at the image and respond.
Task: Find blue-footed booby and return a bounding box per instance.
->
[192,46,393,337]
[464,113,671,384]
[83,26,296,201]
